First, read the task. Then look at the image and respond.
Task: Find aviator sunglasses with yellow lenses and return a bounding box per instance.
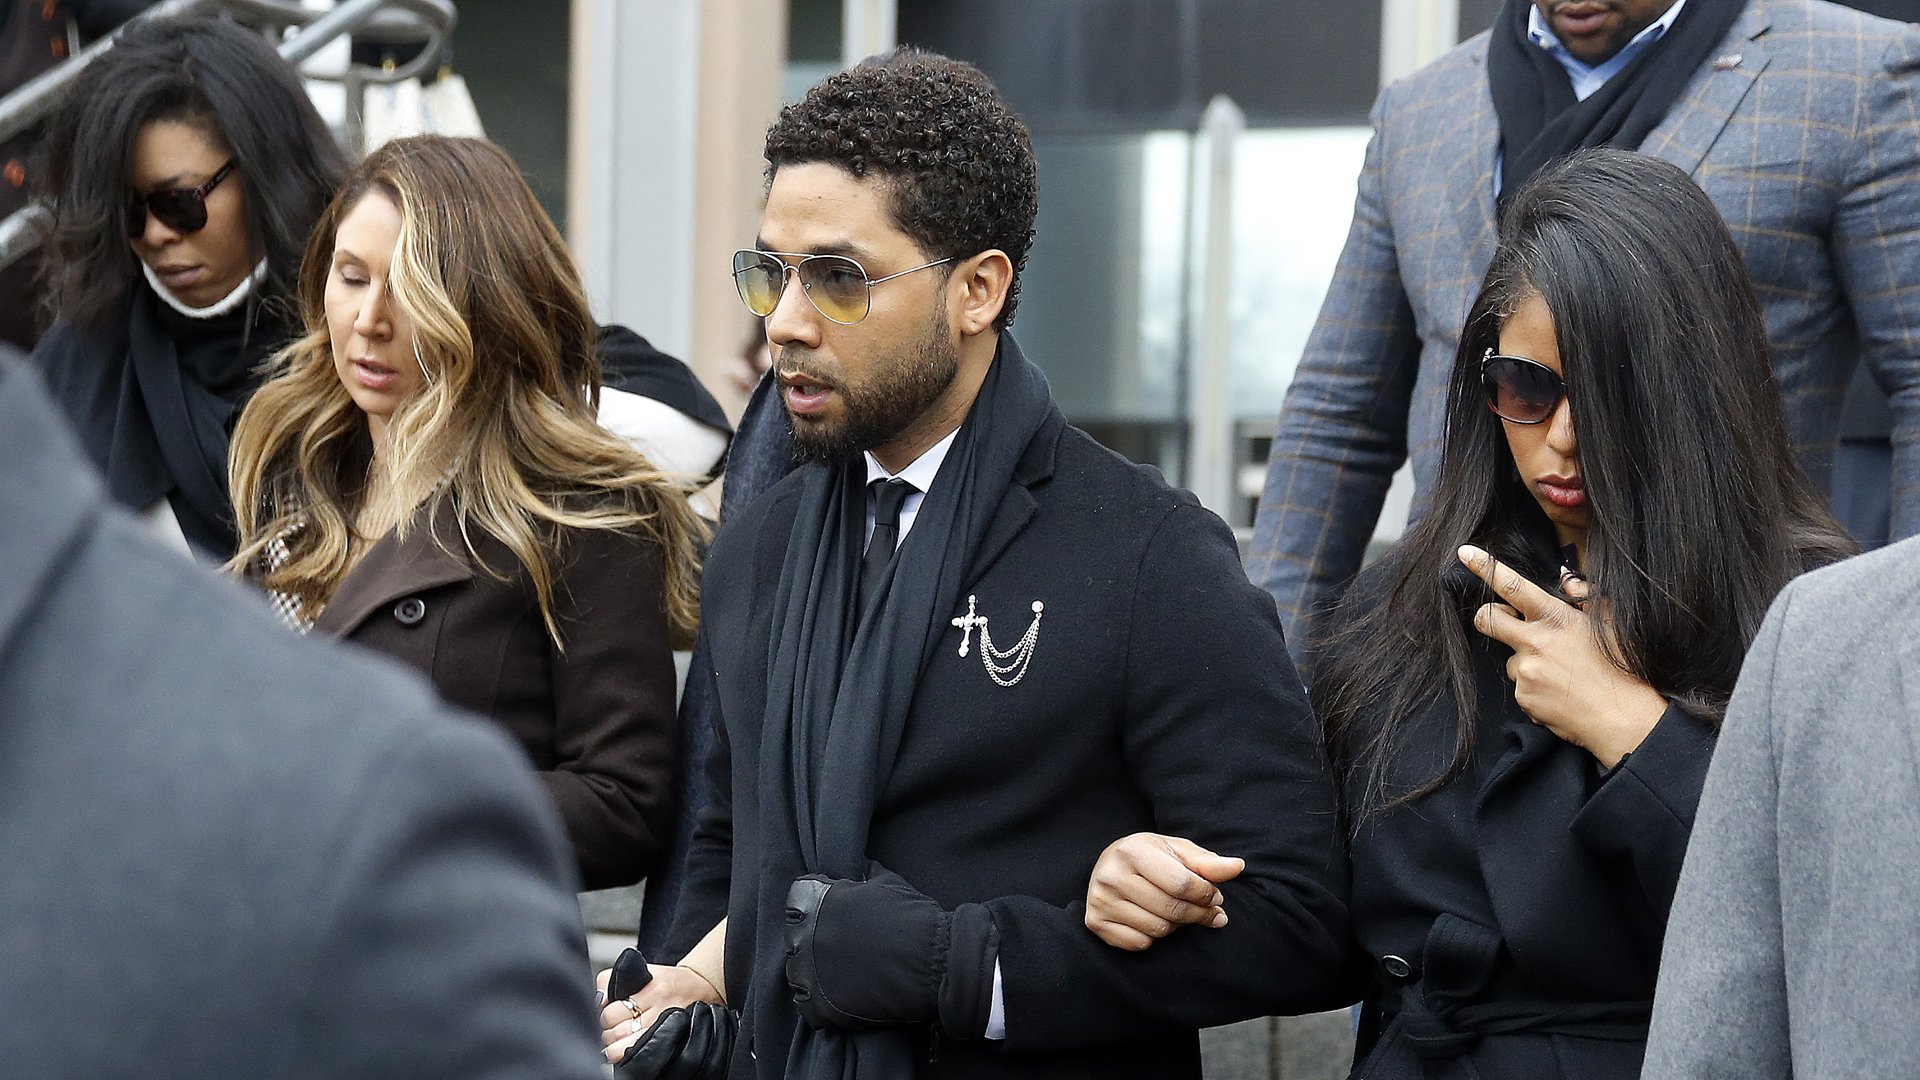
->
[732,249,954,325]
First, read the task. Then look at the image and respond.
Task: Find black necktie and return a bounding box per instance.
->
[860,478,915,608]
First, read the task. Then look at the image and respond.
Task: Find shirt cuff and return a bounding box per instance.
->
[984,959,1006,1040]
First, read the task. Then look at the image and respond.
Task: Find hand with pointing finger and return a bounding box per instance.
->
[1084,832,1245,951]
[1458,545,1667,769]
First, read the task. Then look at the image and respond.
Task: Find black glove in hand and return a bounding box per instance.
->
[609,947,735,1080]
[783,870,999,1038]
[615,1004,736,1080]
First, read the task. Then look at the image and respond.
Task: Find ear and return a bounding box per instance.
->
[949,249,1013,337]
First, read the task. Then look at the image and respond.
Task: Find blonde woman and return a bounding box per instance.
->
[228,135,706,890]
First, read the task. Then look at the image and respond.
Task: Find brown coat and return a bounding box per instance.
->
[313,506,677,891]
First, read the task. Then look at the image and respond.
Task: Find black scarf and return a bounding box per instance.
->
[1488,0,1744,205]
[40,286,290,558]
[749,336,1059,1079]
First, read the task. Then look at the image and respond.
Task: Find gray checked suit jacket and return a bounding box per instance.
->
[1250,0,1920,644]
[1642,535,1920,1078]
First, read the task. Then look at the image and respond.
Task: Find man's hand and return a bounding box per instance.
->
[596,962,724,1064]
[1459,545,1667,768]
[783,870,998,1038]
[1085,833,1244,950]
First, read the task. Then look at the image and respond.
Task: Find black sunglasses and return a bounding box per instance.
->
[1481,348,1567,425]
[128,160,235,238]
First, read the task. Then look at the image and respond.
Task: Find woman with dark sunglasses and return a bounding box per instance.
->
[1076,149,1853,1080]
[27,15,345,561]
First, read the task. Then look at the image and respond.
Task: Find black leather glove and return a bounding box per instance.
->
[609,947,654,1001]
[609,947,737,1080]
[783,870,999,1038]
[615,1004,736,1080]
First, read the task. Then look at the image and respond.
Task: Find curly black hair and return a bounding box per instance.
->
[764,48,1038,329]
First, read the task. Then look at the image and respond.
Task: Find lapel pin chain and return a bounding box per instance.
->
[952,596,1044,687]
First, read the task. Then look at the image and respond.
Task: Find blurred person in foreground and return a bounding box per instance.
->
[1643,530,1920,1072]
[29,16,345,561]
[226,135,707,891]
[1079,150,1854,1080]
[1252,0,1920,654]
[0,352,606,1074]
[597,49,1351,1079]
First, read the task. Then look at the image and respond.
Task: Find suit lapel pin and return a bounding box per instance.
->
[1712,53,1743,71]
[951,595,1044,687]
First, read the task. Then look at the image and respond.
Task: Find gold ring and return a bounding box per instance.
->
[624,999,642,1020]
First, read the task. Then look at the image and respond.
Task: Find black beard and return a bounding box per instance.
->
[786,308,959,464]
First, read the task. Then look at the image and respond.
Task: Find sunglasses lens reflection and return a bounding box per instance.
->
[799,256,869,323]
[1485,357,1563,424]
[731,252,872,324]
[733,251,784,316]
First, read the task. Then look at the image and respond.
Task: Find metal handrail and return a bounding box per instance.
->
[0,0,457,273]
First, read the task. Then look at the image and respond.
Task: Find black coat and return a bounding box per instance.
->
[30,290,291,558]
[311,504,679,891]
[676,412,1352,1080]
[1341,599,1717,1080]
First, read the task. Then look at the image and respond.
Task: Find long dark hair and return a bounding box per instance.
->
[36,16,346,329]
[1314,148,1854,825]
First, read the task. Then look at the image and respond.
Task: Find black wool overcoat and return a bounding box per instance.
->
[675,409,1354,1080]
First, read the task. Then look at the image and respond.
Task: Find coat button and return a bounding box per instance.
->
[393,597,427,626]
[1380,954,1412,980]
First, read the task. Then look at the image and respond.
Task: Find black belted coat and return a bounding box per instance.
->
[1337,587,1716,1080]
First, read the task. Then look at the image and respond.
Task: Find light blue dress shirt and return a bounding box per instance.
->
[1497,0,1691,193]
[1528,0,1690,101]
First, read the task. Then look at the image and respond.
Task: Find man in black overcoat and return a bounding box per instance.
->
[598,49,1350,1080]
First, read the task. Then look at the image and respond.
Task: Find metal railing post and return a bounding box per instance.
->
[1184,95,1243,518]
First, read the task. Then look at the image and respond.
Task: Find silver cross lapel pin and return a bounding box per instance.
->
[952,595,987,657]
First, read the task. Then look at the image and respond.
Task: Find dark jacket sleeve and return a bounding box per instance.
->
[290,718,606,1080]
[990,502,1352,1051]
[539,525,679,890]
[1568,701,1717,916]
[665,631,735,961]
[1246,82,1422,654]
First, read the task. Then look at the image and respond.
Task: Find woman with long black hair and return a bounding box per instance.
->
[29,15,345,560]
[1077,149,1855,1079]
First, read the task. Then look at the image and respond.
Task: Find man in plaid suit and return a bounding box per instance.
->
[1251,0,1920,647]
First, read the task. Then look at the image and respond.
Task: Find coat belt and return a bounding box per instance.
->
[1384,913,1651,1065]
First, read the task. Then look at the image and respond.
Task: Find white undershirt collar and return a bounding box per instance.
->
[142,258,268,319]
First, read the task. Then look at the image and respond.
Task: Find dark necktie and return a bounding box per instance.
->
[860,478,915,608]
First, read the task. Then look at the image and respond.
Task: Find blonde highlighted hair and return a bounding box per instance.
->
[228,135,706,647]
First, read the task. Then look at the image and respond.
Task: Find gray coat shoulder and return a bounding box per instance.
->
[1761,538,1920,674]
[1,506,605,1079]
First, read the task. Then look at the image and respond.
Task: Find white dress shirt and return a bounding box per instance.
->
[862,427,958,549]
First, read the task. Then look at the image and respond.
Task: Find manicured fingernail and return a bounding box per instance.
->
[594,990,605,1007]
[1458,545,1479,564]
